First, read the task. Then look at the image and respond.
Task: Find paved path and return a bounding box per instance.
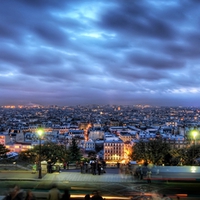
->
[1,168,199,199]
[0,167,138,200]
[43,169,134,183]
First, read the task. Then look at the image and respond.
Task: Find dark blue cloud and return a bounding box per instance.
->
[0,0,200,107]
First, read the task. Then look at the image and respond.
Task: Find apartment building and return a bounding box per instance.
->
[104,137,124,162]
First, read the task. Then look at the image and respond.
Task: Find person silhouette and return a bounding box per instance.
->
[91,190,103,200]
[61,189,70,200]
[84,194,90,200]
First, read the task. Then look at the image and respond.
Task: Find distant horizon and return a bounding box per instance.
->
[1,96,200,108]
[1,102,200,108]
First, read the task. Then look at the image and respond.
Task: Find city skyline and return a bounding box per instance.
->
[1,0,200,107]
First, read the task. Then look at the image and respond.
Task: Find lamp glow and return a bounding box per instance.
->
[191,129,198,166]
[37,129,43,136]
[192,130,198,139]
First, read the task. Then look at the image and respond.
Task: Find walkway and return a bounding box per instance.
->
[1,167,192,199]
[0,167,139,200]
[43,168,134,183]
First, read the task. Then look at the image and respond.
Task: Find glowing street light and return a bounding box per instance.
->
[37,128,44,179]
[192,130,198,144]
[191,129,198,165]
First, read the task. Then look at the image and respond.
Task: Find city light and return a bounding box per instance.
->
[191,130,198,141]
[191,129,199,165]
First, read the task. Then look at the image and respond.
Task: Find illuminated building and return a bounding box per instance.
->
[83,139,95,152]
[119,132,132,142]
[5,142,32,153]
[104,138,124,162]
[109,120,120,127]
[0,135,6,145]
[88,130,104,141]
[68,130,84,138]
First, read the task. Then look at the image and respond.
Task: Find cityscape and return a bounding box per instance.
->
[0,104,199,163]
[1,0,200,199]
[1,104,200,199]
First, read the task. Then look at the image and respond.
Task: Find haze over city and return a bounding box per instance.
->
[1,0,200,107]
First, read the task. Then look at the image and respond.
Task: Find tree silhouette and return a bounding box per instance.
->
[68,138,82,162]
[0,144,9,159]
[131,140,171,165]
[19,141,69,164]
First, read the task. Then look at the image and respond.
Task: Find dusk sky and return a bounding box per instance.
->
[1,0,200,107]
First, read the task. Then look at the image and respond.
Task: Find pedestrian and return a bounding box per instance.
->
[91,160,96,175]
[61,189,70,200]
[76,161,79,169]
[139,167,143,180]
[80,161,84,173]
[84,194,91,200]
[63,162,66,170]
[97,161,102,175]
[85,162,89,173]
[91,190,103,200]
[5,185,24,200]
[117,162,120,168]
[102,160,106,170]
[32,163,37,174]
[146,170,151,183]
[47,184,61,200]
[25,190,36,200]
[55,162,61,173]
[47,160,52,173]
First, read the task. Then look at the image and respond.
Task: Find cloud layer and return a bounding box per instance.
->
[1,0,200,107]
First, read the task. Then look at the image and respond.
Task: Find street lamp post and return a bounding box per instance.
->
[37,128,43,179]
[192,130,198,165]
